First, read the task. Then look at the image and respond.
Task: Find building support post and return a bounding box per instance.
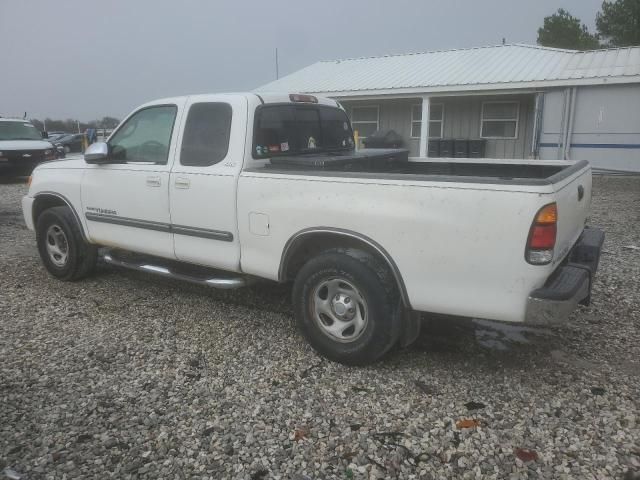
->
[564,87,577,160]
[558,87,571,159]
[531,93,544,159]
[419,95,431,158]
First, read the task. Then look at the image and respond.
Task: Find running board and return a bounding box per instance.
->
[102,251,248,289]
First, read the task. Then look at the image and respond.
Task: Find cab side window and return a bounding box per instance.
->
[180,102,232,167]
[109,105,177,164]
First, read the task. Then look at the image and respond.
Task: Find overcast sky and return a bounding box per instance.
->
[1,0,603,121]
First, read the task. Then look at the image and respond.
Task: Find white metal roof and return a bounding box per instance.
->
[0,117,31,122]
[257,44,640,97]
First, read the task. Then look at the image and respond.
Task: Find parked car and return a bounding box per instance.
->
[46,131,70,143]
[0,118,57,174]
[53,133,84,153]
[22,93,604,365]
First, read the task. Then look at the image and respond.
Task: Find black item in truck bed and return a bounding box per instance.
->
[361,129,404,148]
[268,148,409,170]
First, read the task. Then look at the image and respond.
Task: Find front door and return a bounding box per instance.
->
[82,101,185,259]
[169,95,246,271]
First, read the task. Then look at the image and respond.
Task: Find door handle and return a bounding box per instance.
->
[146,176,161,187]
[175,177,190,189]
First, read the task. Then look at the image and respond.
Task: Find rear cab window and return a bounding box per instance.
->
[180,102,232,167]
[253,104,354,158]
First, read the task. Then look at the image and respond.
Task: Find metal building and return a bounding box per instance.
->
[258,44,640,172]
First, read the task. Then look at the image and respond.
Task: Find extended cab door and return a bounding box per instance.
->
[82,100,185,259]
[169,95,247,271]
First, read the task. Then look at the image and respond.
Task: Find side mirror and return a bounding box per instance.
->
[84,142,110,164]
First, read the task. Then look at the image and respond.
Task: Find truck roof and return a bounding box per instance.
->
[139,92,340,109]
[253,92,340,107]
[0,117,33,123]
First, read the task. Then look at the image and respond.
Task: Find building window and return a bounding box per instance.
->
[411,103,444,139]
[350,106,379,139]
[481,101,519,139]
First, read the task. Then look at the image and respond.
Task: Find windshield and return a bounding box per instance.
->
[253,104,354,158]
[0,121,43,141]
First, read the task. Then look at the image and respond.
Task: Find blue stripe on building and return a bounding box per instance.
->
[540,143,640,149]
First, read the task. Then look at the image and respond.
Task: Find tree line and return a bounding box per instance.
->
[537,0,639,50]
[29,116,121,134]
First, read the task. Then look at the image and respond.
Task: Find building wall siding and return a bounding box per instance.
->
[539,84,640,172]
[343,94,535,159]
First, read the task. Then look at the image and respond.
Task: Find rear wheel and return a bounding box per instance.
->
[292,250,402,365]
[36,206,97,281]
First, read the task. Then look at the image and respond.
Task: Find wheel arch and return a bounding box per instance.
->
[32,192,88,241]
[279,227,411,308]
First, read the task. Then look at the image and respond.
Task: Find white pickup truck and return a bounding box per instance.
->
[22,92,604,365]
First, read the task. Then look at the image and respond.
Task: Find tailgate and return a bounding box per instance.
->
[552,162,592,264]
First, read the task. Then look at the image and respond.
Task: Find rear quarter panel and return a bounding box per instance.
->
[550,165,592,266]
[237,172,560,322]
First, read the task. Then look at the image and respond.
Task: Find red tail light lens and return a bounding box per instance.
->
[529,224,557,249]
[526,203,557,265]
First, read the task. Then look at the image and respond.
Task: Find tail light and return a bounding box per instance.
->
[526,203,557,265]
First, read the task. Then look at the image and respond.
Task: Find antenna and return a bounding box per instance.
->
[275,47,279,79]
[502,37,506,45]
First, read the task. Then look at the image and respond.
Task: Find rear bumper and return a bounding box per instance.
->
[524,227,605,325]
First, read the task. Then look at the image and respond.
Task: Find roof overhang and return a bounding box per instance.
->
[303,75,640,100]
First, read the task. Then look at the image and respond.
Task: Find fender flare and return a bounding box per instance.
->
[279,227,411,308]
[33,191,89,242]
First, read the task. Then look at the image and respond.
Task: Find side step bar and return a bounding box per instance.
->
[102,252,248,289]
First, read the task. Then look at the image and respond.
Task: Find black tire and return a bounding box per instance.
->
[292,249,402,366]
[36,206,97,281]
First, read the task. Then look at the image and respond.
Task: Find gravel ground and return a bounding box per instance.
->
[1,174,639,480]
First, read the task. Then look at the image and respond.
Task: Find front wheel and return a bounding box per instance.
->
[292,250,402,366]
[36,206,97,281]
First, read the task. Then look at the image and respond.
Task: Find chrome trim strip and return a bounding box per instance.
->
[172,225,234,242]
[85,213,170,233]
[279,227,411,308]
[85,213,233,241]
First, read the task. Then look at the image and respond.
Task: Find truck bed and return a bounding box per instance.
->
[257,149,586,186]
